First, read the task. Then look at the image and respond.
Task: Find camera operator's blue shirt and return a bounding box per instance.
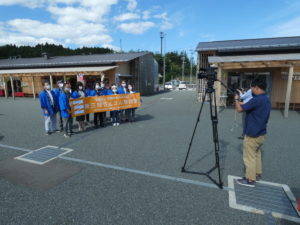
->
[241,93,271,137]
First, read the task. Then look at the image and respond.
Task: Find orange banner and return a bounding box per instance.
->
[70,93,141,117]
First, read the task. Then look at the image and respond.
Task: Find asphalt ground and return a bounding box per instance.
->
[0,91,299,225]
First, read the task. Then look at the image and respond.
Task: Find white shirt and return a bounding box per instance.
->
[46,90,54,106]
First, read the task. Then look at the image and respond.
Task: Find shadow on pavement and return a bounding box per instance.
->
[185,151,212,171]
[136,114,154,122]
[219,139,230,177]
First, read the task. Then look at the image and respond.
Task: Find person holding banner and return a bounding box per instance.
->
[39,81,58,135]
[108,84,120,126]
[90,82,106,128]
[59,82,74,138]
[118,80,130,121]
[53,80,64,132]
[127,84,137,122]
[84,84,91,123]
[71,82,86,131]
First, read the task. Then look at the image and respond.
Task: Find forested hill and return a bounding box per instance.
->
[0,43,114,59]
[0,43,196,82]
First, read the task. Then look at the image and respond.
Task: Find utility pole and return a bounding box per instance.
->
[189,49,194,83]
[181,52,185,81]
[119,39,123,52]
[160,32,163,55]
[160,32,166,90]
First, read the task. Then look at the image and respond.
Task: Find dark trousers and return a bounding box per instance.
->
[94,112,105,126]
[63,116,73,134]
[58,111,63,130]
[128,108,136,121]
[111,111,120,123]
[125,109,130,121]
[86,114,90,122]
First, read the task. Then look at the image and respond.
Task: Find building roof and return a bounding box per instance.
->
[0,52,149,69]
[208,53,300,64]
[196,36,300,51]
[0,66,118,74]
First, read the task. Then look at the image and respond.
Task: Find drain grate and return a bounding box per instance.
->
[15,146,72,165]
[228,175,300,223]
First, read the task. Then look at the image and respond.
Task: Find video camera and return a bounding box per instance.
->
[197,67,217,81]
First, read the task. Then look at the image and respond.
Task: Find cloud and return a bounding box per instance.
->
[142,10,151,20]
[102,43,121,52]
[0,0,175,47]
[0,0,47,8]
[126,0,137,11]
[154,12,173,30]
[6,18,111,46]
[118,21,155,34]
[113,13,140,21]
[270,16,300,36]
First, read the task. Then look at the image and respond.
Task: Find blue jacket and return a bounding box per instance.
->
[71,90,87,99]
[53,88,64,111]
[106,89,116,95]
[59,92,71,118]
[39,90,57,116]
[85,88,91,97]
[117,87,129,94]
[90,88,106,96]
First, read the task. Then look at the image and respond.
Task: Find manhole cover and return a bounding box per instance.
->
[15,146,72,165]
[228,175,300,223]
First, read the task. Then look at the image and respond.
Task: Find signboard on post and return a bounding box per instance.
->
[70,93,141,117]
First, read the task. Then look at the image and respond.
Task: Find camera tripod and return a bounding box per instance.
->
[181,79,223,189]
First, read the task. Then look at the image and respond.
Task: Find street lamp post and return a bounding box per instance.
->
[160,32,166,90]
[181,53,185,81]
[189,50,194,83]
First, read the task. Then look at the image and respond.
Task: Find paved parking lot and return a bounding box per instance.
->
[0,91,299,225]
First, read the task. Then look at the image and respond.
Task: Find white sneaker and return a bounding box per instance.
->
[113,123,116,126]
[116,123,120,126]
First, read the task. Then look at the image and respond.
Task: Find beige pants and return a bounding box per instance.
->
[243,135,265,181]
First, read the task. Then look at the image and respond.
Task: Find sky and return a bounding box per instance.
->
[0,0,300,54]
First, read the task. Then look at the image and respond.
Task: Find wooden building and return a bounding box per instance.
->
[196,36,300,117]
[0,52,159,98]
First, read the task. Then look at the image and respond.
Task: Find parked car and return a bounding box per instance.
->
[171,80,180,87]
[164,82,173,90]
[178,81,188,90]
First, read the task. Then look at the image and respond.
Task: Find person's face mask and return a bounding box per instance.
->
[96,85,100,89]
[65,88,70,92]
[101,83,105,88]
[128,87,132,90]
[45,85,51,90]
[121,83,126,87]
[58,83,64,88]
[112,88,117,93]
[79,86,83,90]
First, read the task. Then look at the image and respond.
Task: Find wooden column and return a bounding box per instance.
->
[50,74,53,89]
[10,76,15,100]
[64,75,66,83]
[3,76,8,99]
[284,65,294,118]
[215,66,222,108]
[31,76,36,100]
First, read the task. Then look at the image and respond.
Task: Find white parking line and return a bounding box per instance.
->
[0,143,230,191]
[60,155,231,191]
[0,143,31,152]
[160,98,173,100]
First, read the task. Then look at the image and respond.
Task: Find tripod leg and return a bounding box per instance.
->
[210,91,223,188]
[181,89,207,172]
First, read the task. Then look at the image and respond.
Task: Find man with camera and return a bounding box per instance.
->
[234,78,271,187]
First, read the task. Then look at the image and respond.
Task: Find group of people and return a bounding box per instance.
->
[39,78,137,138]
